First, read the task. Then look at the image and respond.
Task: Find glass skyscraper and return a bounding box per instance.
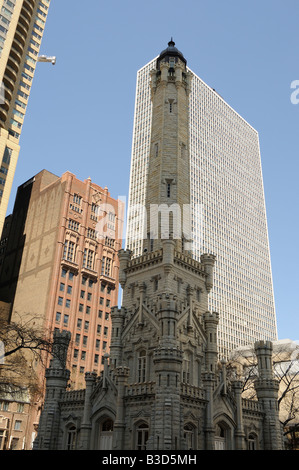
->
[126,54,278,359]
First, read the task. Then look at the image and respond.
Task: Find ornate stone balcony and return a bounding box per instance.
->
[61,258,79,274]
[82,266,98,281]
[61,389,86,403]
[242,398,263,413]
[100,273,116,287]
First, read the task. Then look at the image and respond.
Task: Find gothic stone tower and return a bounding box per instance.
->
[110,40,218,451]
[33,42,283,452]
[144,39,193,253]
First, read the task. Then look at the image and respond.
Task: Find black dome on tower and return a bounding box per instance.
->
[157,39,187,70]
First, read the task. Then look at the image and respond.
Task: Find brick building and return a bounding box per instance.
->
[0,169,124,449]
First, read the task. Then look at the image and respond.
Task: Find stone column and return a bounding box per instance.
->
[79,372,97,450]
[254,341,283,450]
[150,346,183,450]
[202,372,216,450]
[112,366,130,450]
[232,380,246,450]
[33,330,71,450]
[110,307,125,368]
[203,311,219,374]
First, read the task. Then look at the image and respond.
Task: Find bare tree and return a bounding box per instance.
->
[0,312,53,400]
[273,342,299,449]
[226,340,299,449]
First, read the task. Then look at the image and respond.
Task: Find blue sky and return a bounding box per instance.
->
[7,0,299,341]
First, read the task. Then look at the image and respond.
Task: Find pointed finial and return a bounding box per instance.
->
[168,37,175,47]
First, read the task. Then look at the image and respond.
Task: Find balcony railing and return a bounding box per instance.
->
[125,382,155,397]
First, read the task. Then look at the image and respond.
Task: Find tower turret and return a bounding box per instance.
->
[254,341,283,450]
[33,330,71,450]
[204,311,219,373]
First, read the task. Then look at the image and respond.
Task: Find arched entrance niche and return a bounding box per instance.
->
[184,422,197,450]
[135,421,149,450]
[92,415,114,450]
[214,419,234,450]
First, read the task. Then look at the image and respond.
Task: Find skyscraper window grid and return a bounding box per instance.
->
[126,57,277,359]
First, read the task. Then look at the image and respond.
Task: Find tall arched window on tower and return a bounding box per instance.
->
[248,433,258,450]
[136,422,149,450]
[99,418,114,450]
[169,57,175,68]
[66,425,77,450]
[214,423,230,450]
[182,351,191,383]
[184,423,195,450]
[138,350,146,382]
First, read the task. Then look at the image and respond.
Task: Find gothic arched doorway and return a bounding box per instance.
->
[214,423,226,450]
[136,421,149,450]
[99,418,114,450]
[184,423,196,450]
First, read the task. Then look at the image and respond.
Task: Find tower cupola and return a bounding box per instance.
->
[157,38,187,71]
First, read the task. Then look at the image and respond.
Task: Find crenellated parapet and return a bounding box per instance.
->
[153,346,183,362]
[254,340,275,380]
[156,292,178,313]
[174,249,207,279]
[50,329,71,369]
[45,368,70,381]
[114,365,130,379]
[111,305,126,320]
[203,311,219,332]
[153,346,183,376]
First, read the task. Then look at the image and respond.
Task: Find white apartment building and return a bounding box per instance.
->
[126,47,277,359]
